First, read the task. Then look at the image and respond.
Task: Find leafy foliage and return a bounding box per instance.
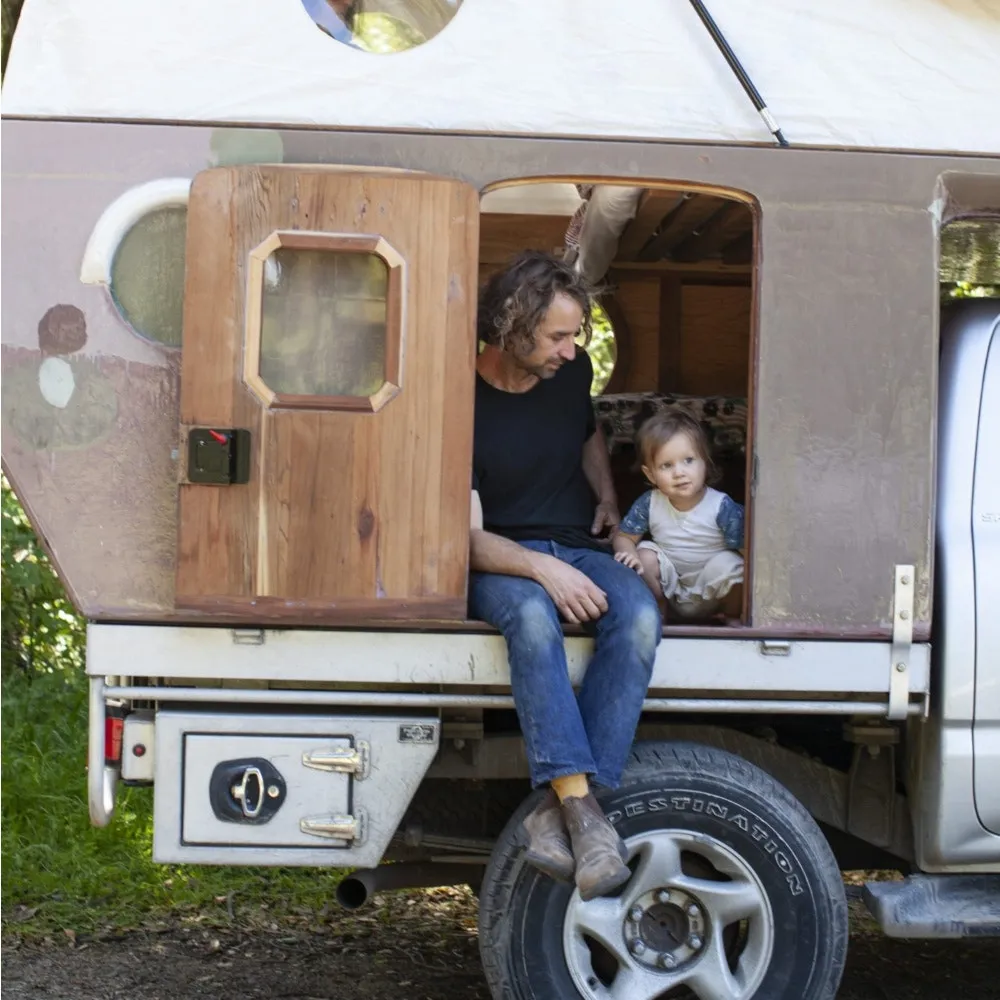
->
[1,0,24,74]
[585,302,617,396]
[943,281,1000,301]
[1,476,84,674]
[1,481,346,937]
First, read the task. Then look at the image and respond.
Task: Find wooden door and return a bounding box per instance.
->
[176,167,479,622]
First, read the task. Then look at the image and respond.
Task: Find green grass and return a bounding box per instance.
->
[1,662,346,939]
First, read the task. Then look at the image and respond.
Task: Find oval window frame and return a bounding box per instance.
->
[79,178,192,350]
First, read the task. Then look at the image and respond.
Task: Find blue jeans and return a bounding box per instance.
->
[469,540,661,789]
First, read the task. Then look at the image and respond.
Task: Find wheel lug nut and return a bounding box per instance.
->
[689,934,703,950]
[630,939,647,956]
[658,953,677,969]
[657,889,670,904]
[686,903,699,917]
[629,905,644,923]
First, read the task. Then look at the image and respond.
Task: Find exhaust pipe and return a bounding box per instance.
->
[335,862,485,910]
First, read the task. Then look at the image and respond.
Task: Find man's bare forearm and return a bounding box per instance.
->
[582,429,617,505]
[469,528,551,579]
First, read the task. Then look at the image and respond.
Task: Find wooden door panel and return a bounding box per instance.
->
[176,167,478,622]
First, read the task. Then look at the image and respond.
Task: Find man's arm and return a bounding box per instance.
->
[469,491,609,624]
[581,428,620,535]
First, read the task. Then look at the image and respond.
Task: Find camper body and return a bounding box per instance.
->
[3,2,1000,998]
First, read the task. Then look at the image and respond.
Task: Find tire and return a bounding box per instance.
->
[478,740,848,1000]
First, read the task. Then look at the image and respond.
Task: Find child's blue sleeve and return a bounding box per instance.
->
[716,495,745,550]
[620,491,652,537]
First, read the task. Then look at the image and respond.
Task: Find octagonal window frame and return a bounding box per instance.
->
[244,230,405,413]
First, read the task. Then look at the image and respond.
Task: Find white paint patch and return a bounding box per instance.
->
[39,357,76,408]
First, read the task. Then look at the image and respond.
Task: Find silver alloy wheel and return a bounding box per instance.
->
[562,828,775,1000]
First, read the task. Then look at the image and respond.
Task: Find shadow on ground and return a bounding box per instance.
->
[3,890,998,1000]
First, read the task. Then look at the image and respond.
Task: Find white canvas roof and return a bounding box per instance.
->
[3,0,999,154]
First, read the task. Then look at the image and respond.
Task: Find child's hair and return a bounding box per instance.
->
[635,408,721,485]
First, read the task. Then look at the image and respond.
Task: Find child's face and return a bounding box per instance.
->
[642,432,707,510]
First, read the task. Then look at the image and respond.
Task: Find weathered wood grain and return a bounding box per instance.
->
[176,167,477,620]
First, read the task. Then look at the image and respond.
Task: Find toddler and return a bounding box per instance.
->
[613,409,744,619]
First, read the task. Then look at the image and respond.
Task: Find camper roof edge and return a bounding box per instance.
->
[4,0,999,156]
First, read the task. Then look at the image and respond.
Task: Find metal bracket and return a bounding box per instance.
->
[758,640,792,657]
[231,628,265,646]
[888,565,914,721]
[302,742,370,779]
[843,718,900,848]
[300,809,367,844]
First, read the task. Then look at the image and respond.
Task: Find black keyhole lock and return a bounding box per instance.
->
[209,757,286,825]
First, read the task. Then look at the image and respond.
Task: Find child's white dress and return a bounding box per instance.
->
[620,487,744,617]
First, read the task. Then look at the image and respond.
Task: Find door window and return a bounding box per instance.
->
[246,233,404,412]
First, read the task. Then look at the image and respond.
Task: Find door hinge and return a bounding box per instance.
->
[887,565,914,721]
[300,810,367,844]
[301,742,370,779]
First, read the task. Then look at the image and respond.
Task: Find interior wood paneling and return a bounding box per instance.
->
[617,190,686,260]
[610,278,661,393]
[176,167,479,621]
[658,276,683,392]
[639,195,728,261]
[479,212,571,264]
[673,201,753,262]
[678,285,752,396]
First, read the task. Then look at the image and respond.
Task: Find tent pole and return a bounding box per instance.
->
[687,0,789,148]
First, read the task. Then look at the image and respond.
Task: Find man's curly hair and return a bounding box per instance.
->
[477,251,595,355]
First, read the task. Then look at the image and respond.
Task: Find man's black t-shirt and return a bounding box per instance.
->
[472,350,606,551]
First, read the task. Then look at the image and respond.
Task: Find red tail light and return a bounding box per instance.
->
[104,714,124,766]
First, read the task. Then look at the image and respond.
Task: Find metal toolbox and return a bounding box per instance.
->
[153,710,439,866]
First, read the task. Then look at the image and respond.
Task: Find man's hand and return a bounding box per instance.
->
[590,500,620,537]
[534,556,609,624]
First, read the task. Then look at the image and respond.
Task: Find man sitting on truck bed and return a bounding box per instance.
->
[469,251,661,901]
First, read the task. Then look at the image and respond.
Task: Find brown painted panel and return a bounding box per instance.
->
[175,167,478,619]
[752,202,937,629]
[6,119,998,630]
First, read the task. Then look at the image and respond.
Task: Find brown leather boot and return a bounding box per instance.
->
[519,788,575,882]
[561,793,631,901]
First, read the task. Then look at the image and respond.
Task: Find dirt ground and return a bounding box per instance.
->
[3,890,999,1000]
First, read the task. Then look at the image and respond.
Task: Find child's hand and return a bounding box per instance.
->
[614,550,643,574]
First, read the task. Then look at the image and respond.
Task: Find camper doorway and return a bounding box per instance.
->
[479,181,757,627]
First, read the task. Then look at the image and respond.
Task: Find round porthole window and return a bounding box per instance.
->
[300,0,463,53]
[109,206,188,348]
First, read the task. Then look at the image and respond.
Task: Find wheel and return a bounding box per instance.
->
[478,740,848,1000]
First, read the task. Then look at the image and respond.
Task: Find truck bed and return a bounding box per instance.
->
[87,624,929,713]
